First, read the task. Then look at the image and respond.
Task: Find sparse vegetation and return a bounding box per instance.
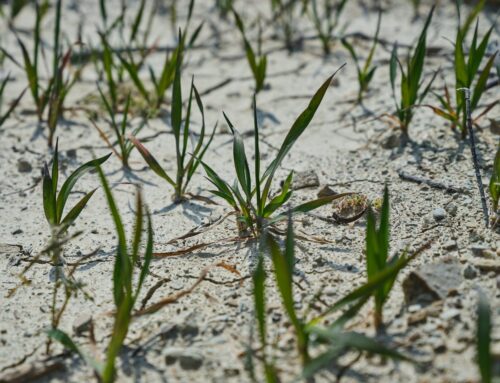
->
[342,11,381,103]
[49,166,153,383]
[1,1,499,382]
[131,50,215,202]
[389,6,437,138]
[202,70,349,236]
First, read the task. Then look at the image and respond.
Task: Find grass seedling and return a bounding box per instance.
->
[341,11,381,103]
[92,87,145,169]
[201,68,349,237]
[42,141,110,353]
[216,0,234,18]
[307,0,348,55]
[42,141,111,234]
[427,0,497,138]
[49,167,153,383]
[233,10,267,93]
[389,6,437,138]
[365,185,394,331]
[116,1,203,112]
[250,217,414,381]
[131,53,215,203]
[270,0,304,52]
[14,0,78,147]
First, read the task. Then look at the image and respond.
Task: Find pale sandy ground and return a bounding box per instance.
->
[0,0,499,382]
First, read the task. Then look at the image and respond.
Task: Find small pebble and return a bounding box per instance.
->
[463,265,478,280]
[433,208,447,222]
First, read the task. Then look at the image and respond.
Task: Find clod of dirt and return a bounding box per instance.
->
[402,261,462,306]
[463,265,478,280]
[291,170,320,190]
[17,160,32,173]
[380,131,403,149]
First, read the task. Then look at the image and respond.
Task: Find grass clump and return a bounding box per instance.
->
[233,10,267,93]
[42,141,111,234]
[14,0,78,147]
[131,51,215,203]
[307,0,348,55]
[365,185,396,330]
[270,0,304,52]
[49,167,153,383]
[341,11,381,103]
[428,0,497,138]
[389,6,437,138]
[41,141,110,352]
[92,88,145,169]
[201,70,349,237]
[250,216,416,381]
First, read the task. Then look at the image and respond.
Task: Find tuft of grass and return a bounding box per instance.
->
[201,69,349,237]
[42,140,111,233]
[131,50,215,203]
[49,167,153,383]
[14,0,78,147]
[389,6,437,138]
[269,0,304,52]
[251,217,414,381]
[365,185,395,331]
[41,141,110,353]
[307,0,348,55]
[92,87,145,169]
[106,0,203,113]
[428,0,497,138]
[341,11,381,103]
[233,10,267,93]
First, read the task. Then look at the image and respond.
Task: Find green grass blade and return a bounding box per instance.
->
[130,0,146,42]
[315,248,421,320]
[224,112,252,200]
[129,136,176,186]
[253,252,266,349]
[60,189,97,230]
[261,70,342,206]
[0,87,26,127]
[267,233,301,336]
[131,192,143,267]
[42,163,56,225]
[471,53,497,111]
[135,208,153,302]
[118,55,150,103]
[477,292,492,383]
[96,164,129,310]
[253,96,262,214]
[56,153,111,223]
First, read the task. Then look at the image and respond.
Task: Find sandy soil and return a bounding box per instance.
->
[0,0,499,382]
